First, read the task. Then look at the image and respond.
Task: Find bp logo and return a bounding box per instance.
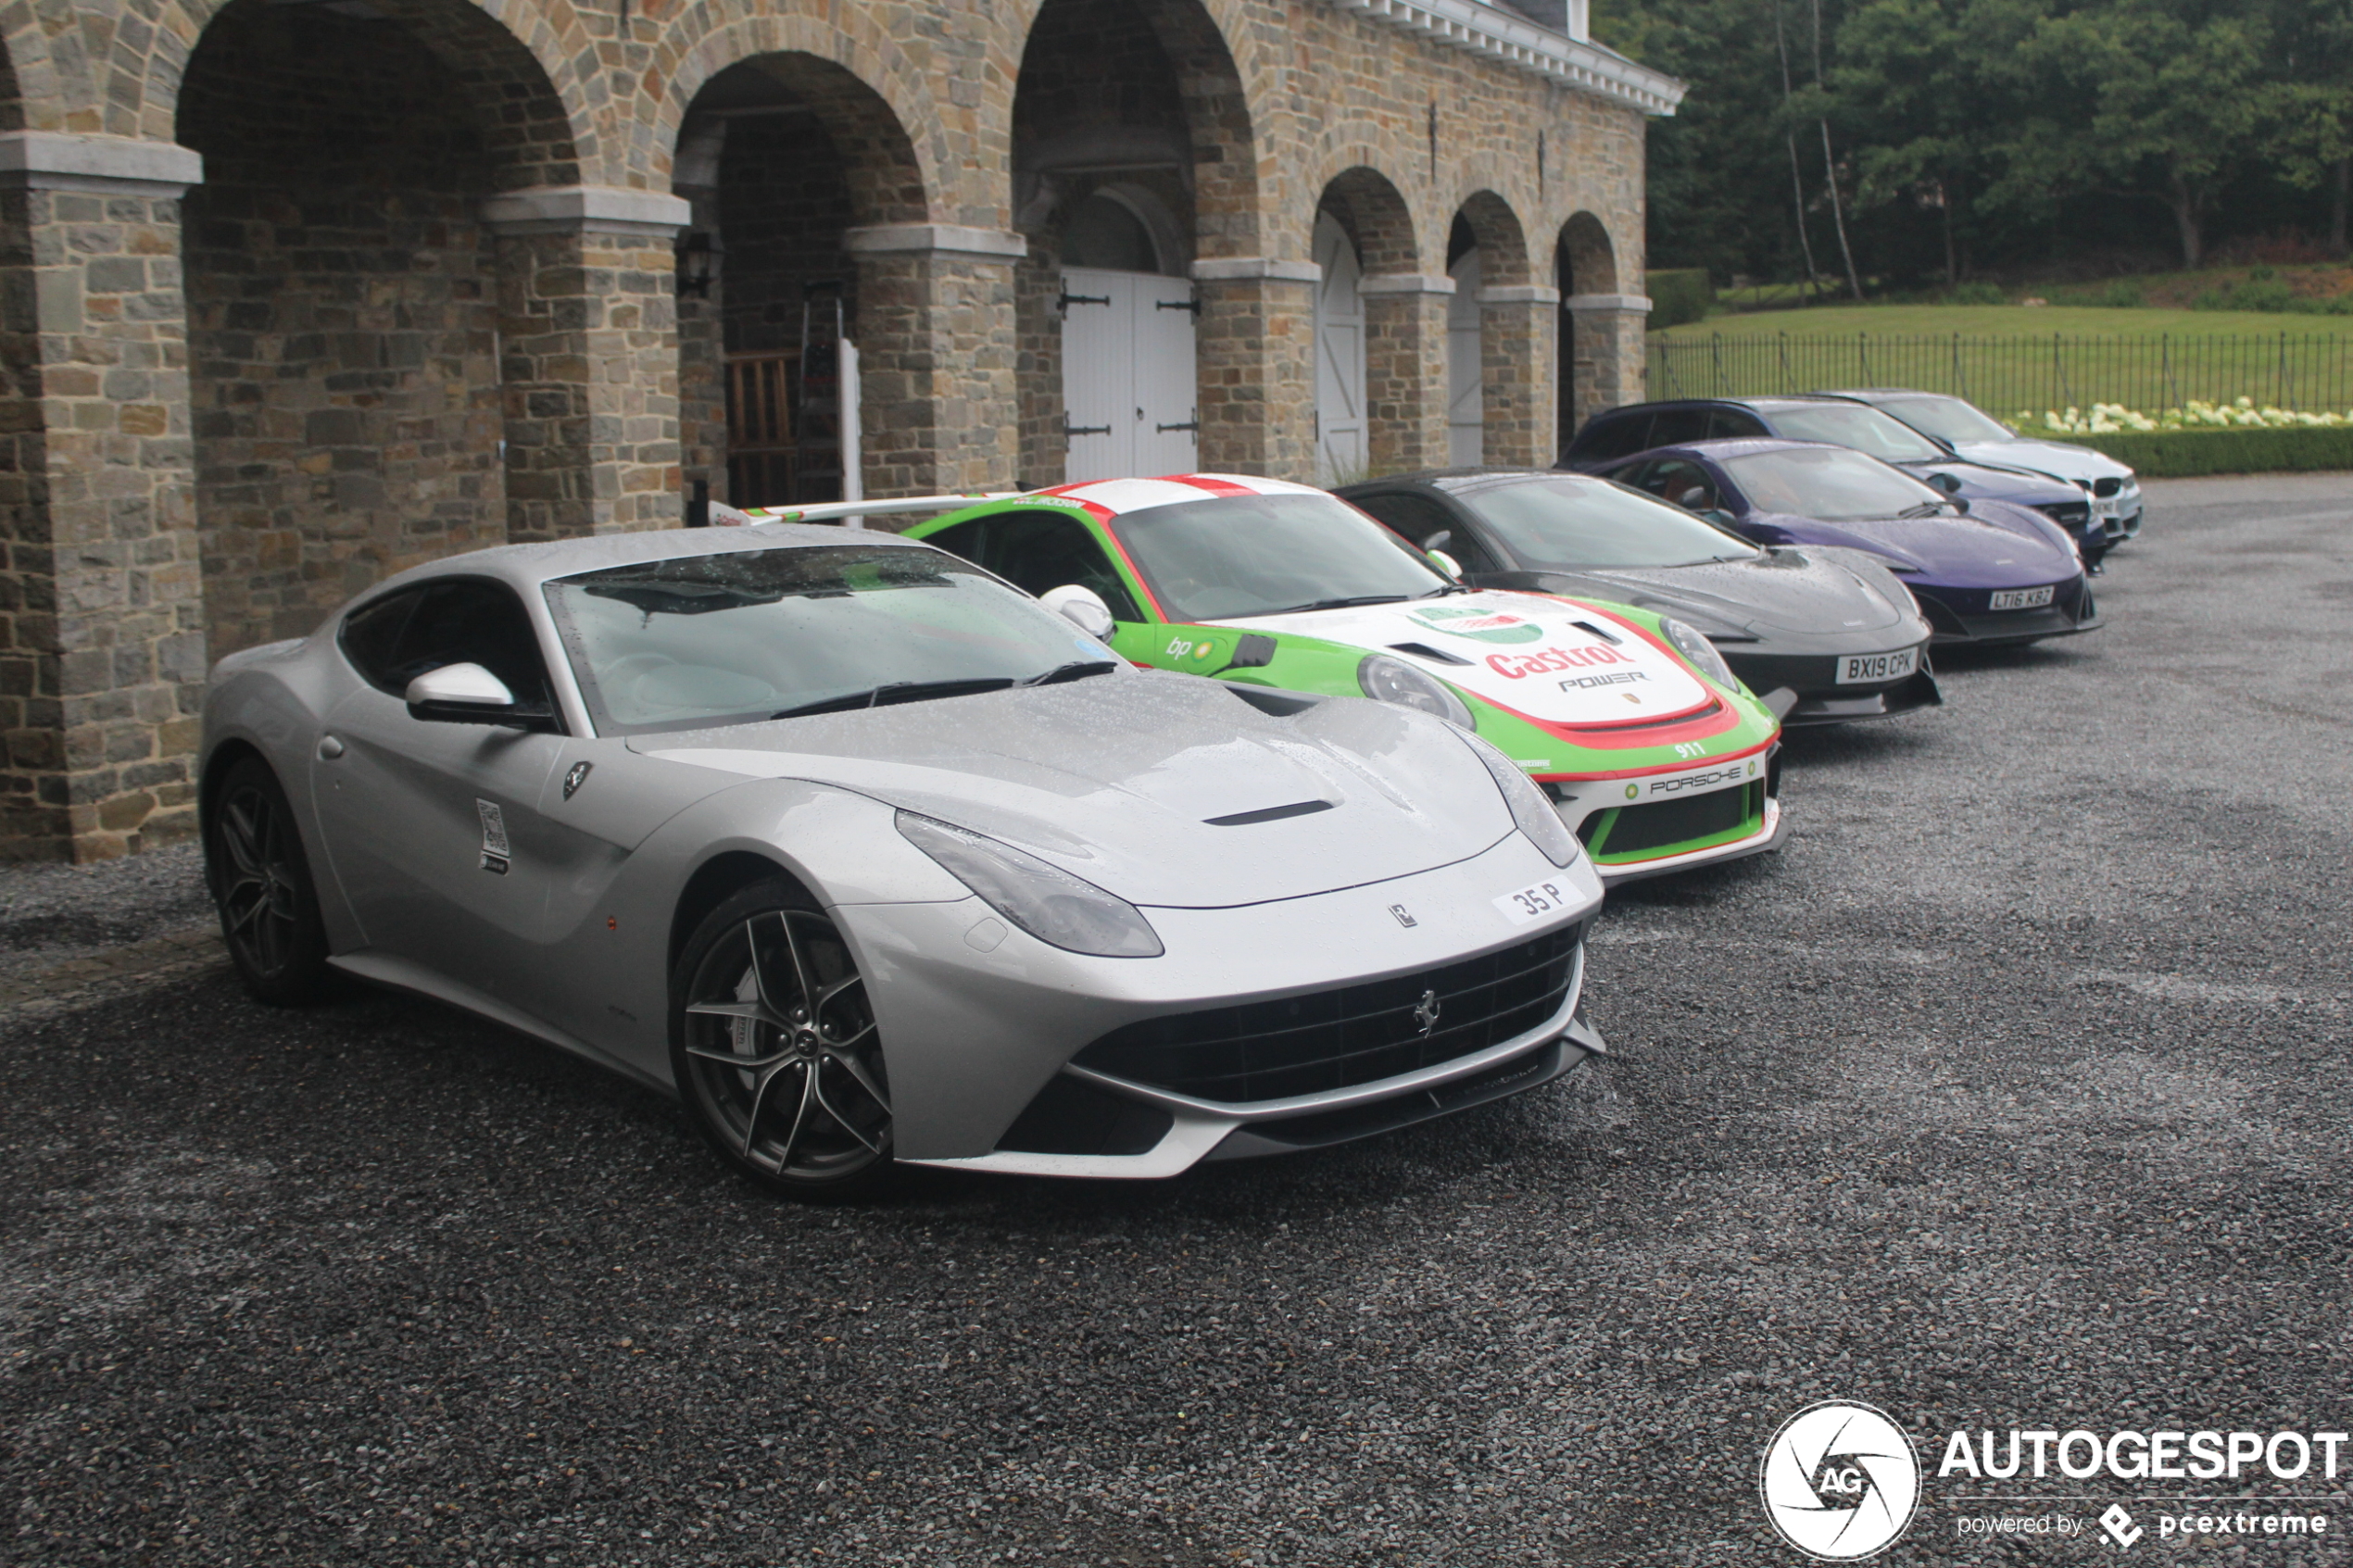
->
[1407,605,1544,645]
[1758,1400,1920,1561]
[1164,635,1224,669]
[1622,784,1640,800]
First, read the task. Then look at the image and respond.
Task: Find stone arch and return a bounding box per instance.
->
[993,0,1267,253]
[1453,187,1531,286]
[1315,162,1419,276]
[647,9,948,213]
[146,0,591,183]
[1556,209,1617,295]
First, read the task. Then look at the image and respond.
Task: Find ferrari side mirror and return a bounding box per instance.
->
[406,662,553,731]
[1040,583,1115,641]
[1928,471,1963,495]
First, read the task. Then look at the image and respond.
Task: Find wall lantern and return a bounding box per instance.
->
[675,231,721,298]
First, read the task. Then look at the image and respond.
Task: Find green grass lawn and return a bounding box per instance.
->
[1654,303,2353,340]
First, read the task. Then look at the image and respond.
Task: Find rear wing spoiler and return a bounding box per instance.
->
[719,494,1019,528]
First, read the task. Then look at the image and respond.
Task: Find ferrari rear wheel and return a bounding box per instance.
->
[672,879,894,1199]
[206,755,333,1006]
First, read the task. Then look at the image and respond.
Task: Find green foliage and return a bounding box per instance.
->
[2062,425,2353,475]
[2100,281,2145,307]
[1950,281,2007,304]
[1647,269,1717,328]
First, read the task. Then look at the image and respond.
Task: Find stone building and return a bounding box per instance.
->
[0,0,1680,861]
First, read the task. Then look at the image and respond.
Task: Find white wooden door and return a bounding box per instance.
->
[1061,267,1198,483]
[1313,213,1366,483]
[1060,267,1131,480]
[1133,275,1201,476]
[1447,248,1484,467]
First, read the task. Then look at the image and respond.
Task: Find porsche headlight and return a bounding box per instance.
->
[1461,734,1580,870]
[1656,616,1739,691]
[1358,654,1475,730]
[896,811,1163,958]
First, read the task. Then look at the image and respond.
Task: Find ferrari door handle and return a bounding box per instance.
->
[317,734,346,760]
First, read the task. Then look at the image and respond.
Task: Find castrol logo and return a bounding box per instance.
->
[1484,644,1634,680]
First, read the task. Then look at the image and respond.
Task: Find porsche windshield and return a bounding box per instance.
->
[1762,402,1945,462]
[1456,477,1758,569]
[1108,494,1449,622]
[544,545,1110,736]
[1724,446,1950,522]
[1872,395,2019,445]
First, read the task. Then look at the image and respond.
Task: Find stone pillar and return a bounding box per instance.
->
[1357,272,1453,477]
[841,225,1025,502]
[1564,292,1653,424]
[1192,257,1319,483]
[1478,282,1561,469]
[483,187,690,541]
[1013,239,1065,490]
[0,132,207,861]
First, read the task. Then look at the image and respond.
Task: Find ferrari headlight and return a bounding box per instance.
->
[1656,616,1739,691]
[895,811,1164,958]
[1358,654,1475,730]
[1460,734,1580,870]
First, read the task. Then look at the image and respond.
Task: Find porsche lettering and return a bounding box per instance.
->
[1648,766,1750,795]
[1485,645,1634,680]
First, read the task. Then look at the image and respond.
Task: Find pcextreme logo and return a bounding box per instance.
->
[1760,1400,1922,1560]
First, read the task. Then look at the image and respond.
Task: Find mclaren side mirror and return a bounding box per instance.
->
[1040,583,1115,642]
[405,663,556,731]
[1421,529,1453,554]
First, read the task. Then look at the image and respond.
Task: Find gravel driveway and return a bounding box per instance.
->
[3,474,2348,1567]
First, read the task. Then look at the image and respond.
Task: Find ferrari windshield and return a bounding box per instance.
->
[1871,395,2018,445]
[1108,493,1448,622]
[1724,446,1951,522]
[1762,402,1945,462]
[1456,476,1759,569]
[544,545,1111,735]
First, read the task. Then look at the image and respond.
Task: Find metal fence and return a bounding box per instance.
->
[1645,332,2353,415]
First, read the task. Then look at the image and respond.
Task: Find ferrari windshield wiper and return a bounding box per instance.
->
[772,677,1017,719]
[1260,594,1413,615]
[1897,502,1953,518]
[1022,659,1119,686]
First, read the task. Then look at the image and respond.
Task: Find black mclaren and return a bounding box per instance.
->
[1337,469,1943,727]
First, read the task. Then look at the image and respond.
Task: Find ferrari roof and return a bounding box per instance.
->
[353,521,935,600]
[1034,473,1326,519]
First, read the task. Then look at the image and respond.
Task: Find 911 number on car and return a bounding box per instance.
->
[1495,880,1572,926]
[1835,646,1921,685]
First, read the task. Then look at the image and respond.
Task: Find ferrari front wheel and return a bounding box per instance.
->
[205,755,333,1006]
[671,879,895,1199]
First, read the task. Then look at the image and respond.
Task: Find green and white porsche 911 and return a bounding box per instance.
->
[892,474,1788,882]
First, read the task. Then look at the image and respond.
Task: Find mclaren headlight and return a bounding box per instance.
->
[1656,616,1740,691]
[1461,734,1580,870]
[1357,653,1475,730]
[896,811,1163,958]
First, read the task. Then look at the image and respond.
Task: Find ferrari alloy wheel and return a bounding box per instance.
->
[206,756,333,1006]
[673,880,893,1198]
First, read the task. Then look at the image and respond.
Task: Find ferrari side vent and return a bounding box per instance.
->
[995,1075,1173,1156]
[1074,922,1581,1104]
[1204,800,1334,826]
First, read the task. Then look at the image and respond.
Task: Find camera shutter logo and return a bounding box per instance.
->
[1758,1400,1920,1560]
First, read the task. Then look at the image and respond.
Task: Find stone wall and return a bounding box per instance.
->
[179,4,506,657]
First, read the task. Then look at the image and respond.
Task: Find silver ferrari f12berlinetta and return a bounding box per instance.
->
[201,522,1604,1197]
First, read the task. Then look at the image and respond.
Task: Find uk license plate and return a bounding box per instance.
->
[1835,645,1920,685]
[1989,584,2057,611]
[1494,878,1574,927]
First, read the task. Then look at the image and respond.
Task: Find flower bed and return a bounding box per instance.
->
[2007,396,2352,434]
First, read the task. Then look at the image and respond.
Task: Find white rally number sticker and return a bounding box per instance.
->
[1494,878,1573,926]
